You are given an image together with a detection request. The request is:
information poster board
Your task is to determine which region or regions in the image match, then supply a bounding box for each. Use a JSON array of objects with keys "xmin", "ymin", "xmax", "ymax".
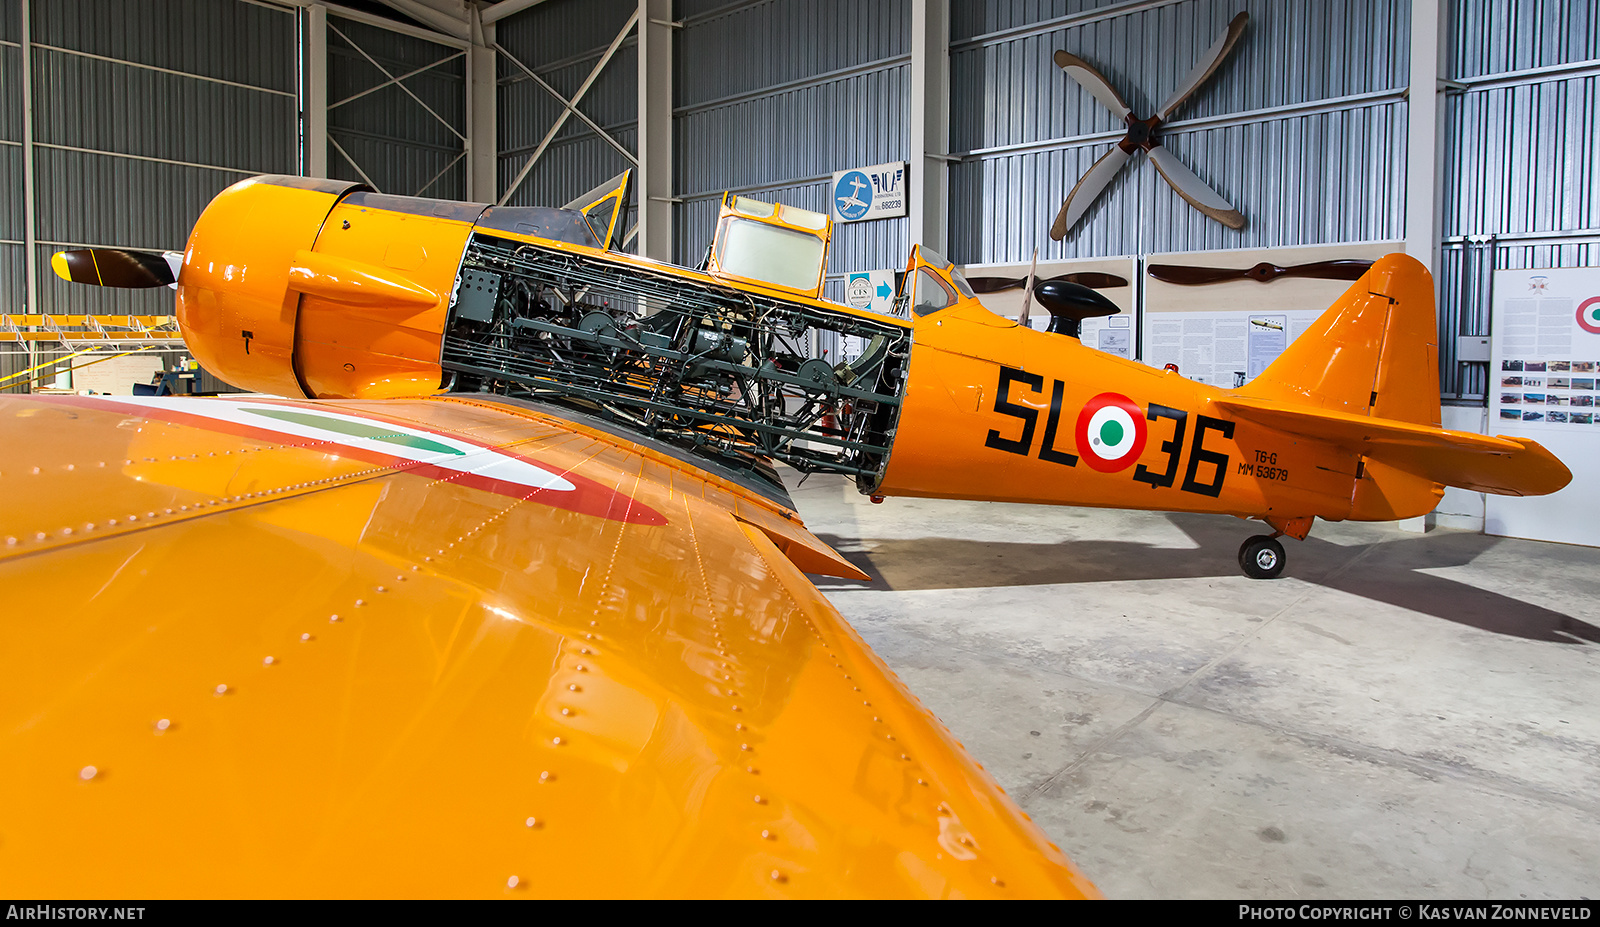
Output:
[
  {"xmin": 956, "ymin": 257, "xmax": 1137, "ymax": 357},
  {"xmin": 70, "ymin": 353, "xmax": 165, "ymax": 395},
  {"xmin": 1142, "ymin": 241, "xmax": 1401, "ymax": 387},
  {"xmin": 1143, "ymin": 309, "xmax": 1325, "ymax": 387},
  {"xmin": 1485, "ymin": 267, "xmax": 1600, "ymax": 547}
]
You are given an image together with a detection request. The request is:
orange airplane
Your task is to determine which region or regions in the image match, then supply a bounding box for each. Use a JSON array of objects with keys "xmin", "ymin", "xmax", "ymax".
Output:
[{"xmin": 0, "ymin": 171, "xmax": 1565, "ymax": 898}]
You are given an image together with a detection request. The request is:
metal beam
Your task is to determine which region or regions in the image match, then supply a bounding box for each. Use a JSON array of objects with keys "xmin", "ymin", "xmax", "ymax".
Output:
[
  {"xmin": 495, "ymin": 41, "xmax": 637, "ymax": 167},
  {"xmin": 1406, "ymin": 0, "xmax": 1444, "ymax": 276},
  {"xmin": 331, "ymin": 51, "xmax": 464, "ymax": 108},
  {"xmin": 329, "ymin": 135, "xmax": 381, "ymax": 191},
  {"xmin": 20, "ymin": 0, "xmax": 36, "ymax": 314},
  {"xmin": 482, "ymin": 0, "xmax": 551, "ymax": 25},
  {"xmin": 306, "ymin": 3, "xmax": 328, "ymax": 177},
  {"xmin": 375, "ymin": 0, "xmax": 470, "ymax": 41},
  {"xmin": 32, "ymin": 43, "xmax": 296, "ymax": 96},
  {"xmin": 328, "ymin": 21, "xmax": 467, "ymax": 141},
  {"xmin": 275, "ymin": 0, "xmax": 471, "ymax": 50},
  {"xmin": 408, "ymin": 0, "xmax": 470, "ymax": 16},
  {"xmin": 636, "ymin": 0, "xmax": 673, "ymax": 260},
  {"xmin": 35, "ymin": 142, "xmax": 259, "ymax": 176},
  {"xmin": 499, "ymin": 9, "xmax": 639, "ymax": 205},
  {"xmin": 467, "ymin": 14, "xmax": 497, "ymax": 201},
  {"xmin": 1402, "ymin": 0, "xmax": 1448, "ymax": 533},
  {"xmin": 909, "ymin": 0, "xmax": 949, "ymax": 253},
  {"xmin": 419, "ymin": 150, "xmax": 468, "ymax": 197}
]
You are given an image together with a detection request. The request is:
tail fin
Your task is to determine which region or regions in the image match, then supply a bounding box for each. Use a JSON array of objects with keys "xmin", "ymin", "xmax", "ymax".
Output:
[
  {"xmin": 1232, "ymin": 254, "xmax": 1569, "ymax": 518},
  {"xmin": 1239, "ymin": 253, "xmax": 1440, "ymax": 427}
]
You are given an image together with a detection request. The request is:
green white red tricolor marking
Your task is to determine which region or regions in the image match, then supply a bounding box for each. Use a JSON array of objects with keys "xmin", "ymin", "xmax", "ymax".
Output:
[
  {"xmin": 77, "ymin": 396, "xmax": 665, "ymax": 525},
  {"xmin": 1075, "ymin": 392, "xmax": 1147, "ymax": 472}
]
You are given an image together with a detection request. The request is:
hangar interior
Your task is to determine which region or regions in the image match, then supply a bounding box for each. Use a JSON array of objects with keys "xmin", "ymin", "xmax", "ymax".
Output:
[{"xmin": 1, "ymin": 0, "xmax": 1598, "ymax": 899}]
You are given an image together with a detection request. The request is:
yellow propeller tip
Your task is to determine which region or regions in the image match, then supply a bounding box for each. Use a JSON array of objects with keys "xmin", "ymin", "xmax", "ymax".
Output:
[{"xmin": 49, "ymin": 251, "xmax": 73, "ymax": 282}]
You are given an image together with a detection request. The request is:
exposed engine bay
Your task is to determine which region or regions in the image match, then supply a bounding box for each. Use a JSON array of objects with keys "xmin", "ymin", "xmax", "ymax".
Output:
[{"xmin": 439, "ymin": 235, "xmax": 910, "ymax": 495}]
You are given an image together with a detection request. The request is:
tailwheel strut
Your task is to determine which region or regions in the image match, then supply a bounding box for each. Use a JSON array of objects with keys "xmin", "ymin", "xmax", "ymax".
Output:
[{"xmin": 1239, "ymin": 516, "xmax": 1313, "ymax": 580}]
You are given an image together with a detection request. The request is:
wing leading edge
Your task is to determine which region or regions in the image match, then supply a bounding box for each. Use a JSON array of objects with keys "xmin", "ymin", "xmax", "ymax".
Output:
[{"xmin": 0, "ymin": 394, "xmax": 1095, "ymax": 898}]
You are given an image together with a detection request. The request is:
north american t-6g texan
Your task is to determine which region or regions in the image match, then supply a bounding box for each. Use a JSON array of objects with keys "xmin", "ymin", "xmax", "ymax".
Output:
[{"xmin": 0, "ymin": 169, "xmax": 1566, "ymax": 898}]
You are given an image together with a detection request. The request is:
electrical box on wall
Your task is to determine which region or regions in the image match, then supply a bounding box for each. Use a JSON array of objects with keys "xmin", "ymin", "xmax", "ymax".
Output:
[{"xmin": 1458, "ymin": 336, "xmax": 1491, "ymax": 362}]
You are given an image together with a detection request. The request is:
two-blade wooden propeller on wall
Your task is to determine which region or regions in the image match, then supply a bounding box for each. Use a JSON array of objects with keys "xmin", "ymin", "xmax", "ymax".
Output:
[{"xmin": 1051, "ymin": 11, "xmax": 1250, "ymax": 240}]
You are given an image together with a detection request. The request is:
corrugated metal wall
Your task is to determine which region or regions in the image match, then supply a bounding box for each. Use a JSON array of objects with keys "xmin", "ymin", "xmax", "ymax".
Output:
[
  {"xmin": 1, "ymin": 0, "xmax": 24, "ymax": 314},
  {"xmin": 326, "ymin": 13, "xmax": 467, "ymax": 199},
  {"xmin": 495, "ymin": 0, "xmax": 637, "ymax": 215},
  {"xmin": 1439, "ymin": 0, "xmax": 1600, "ymax": 398},
  {"xmin": 949, "ymin": 0, "xmax": 1410, "ymax": 263},
  {"xmin": 675, "ymin": 0, "xmax": 912, "ymax": 277},
  {"xmin": 4, "ymin": 0, "xmax": 1593, "ymax": 408},
  {"xmin": 0, "ymin": 0, "xmax": 297, "ymax": 318}
]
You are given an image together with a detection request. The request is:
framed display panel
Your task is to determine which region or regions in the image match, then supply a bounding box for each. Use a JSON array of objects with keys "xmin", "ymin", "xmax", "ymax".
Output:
[
  {"xmin": 1485, "ymin": 267, "xmax": 1600, "ymax": 548},
  {"xmin": 1142, "ymin": 242, "xmax": 1403, "ymax": 388},
  {"xmin": 957, "ymin": 257, "xmax": 1138, "ymax": 359}
]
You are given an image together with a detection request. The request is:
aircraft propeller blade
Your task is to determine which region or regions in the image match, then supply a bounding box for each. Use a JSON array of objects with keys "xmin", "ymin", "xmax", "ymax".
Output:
[
  {"xmin": 1155, "ymin": 11, "xmax": 1249, "ymax": 121},
  {"xmin": 51, "ymin": 249, "xmax": 181, "ymax": 288},
  {"xmin": 1147, "ymin": 259, "xmax": 1375, "ymax": 286},
  {"xmin": 966, "ymin": 271, "xmax": 1129, "ymax": 293},
  {"xmin": 1147, "ymin": 146, "xmax": 1245, "ymax": 229},
  {"xmin": 1053, "ymin": 50, "xmax": 1132, "ymax": 121},
  {"xmin": 1051, "ymin": 144, "xmax": 1132, "ymax": 240}
]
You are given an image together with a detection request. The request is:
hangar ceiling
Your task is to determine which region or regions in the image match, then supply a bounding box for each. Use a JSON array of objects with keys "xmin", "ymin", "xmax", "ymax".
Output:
[{"xmin": 1, "ymin": 0, "xmax": 1597, "ymax": 402}]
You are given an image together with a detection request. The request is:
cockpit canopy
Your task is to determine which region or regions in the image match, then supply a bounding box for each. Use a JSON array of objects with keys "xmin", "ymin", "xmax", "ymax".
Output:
[
  {"xmin": 906, "ymin": 246, "xmax": 977, "ymax": 316},
  {"xmin": 708, "ymin": 194, "xmax": 832, "ymax": 298}
]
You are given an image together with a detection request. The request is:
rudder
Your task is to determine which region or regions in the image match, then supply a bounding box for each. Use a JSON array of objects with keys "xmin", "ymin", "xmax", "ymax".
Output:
[
  {"xmin": 1239, "ymin": 253, "xmax": 1440, "ymax": 427},
  {"xmin": 1237, "ymin": 254, "xmax": 1444, "ymax": 519}
]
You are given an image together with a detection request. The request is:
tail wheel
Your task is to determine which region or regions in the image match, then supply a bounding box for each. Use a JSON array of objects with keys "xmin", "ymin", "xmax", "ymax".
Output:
[{"xmin": 1238, "ymin": 535, "xmax": 1286, "ymax": 579}]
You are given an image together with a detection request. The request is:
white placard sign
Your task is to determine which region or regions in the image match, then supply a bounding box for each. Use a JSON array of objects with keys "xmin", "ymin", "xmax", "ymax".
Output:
[
  {"xmin": 1485, "ymin": 267, "xmax": 1600, "ymax": 547},
  {"xmin": 837, "ymin": 270, "xmax": 897, "ymax": 363},
  {"xmin": 830, "ymin": 162, "xmax": 907, "ymax": 223},
  {"xmin": 844, "ymin": 270, "xmax": 896, "ymax": 314}
]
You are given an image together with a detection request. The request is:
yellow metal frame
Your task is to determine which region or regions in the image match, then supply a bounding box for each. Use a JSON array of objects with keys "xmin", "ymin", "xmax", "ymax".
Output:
[{"xmin": 706, "ymin": 193, "xmax": 834, "ymax": 300}]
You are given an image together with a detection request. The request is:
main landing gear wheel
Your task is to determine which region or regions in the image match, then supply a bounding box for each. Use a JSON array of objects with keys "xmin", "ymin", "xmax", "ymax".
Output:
[{"xmin": 1238, "ymin": 535, "xmax": 1286, "ymax": 579}]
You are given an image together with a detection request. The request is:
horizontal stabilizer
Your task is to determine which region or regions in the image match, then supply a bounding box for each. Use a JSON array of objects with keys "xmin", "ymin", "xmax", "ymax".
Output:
[{"xmin": 1215, "ymin": 396, "xmax": 1572, "ymax": 496}]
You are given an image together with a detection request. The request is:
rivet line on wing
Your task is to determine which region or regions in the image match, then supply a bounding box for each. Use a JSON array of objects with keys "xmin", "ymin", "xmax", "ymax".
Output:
[{"xmin": 0, "ymin": 443, "xmax": 438, "ymax": 560}]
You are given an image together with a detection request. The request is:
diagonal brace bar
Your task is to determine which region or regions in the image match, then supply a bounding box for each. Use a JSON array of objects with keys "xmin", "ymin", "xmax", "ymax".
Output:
[
  {"xmin": 332, "ymin": 50, "xmax": 466, "ymax": 109},
  {"xmin": 495, "ymin": 40, "xmax": 637, "ymax": 168},
  {"xmin": 328, "ymin": 20, "xmax": 467, "ymax": 141},
  {"xmin": 499, "ymin": 9, "xmax": 639, "ymax": 205}
]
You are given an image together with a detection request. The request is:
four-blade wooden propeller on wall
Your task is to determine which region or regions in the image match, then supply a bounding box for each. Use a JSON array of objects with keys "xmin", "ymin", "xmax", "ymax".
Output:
[{"xmin": 1051, "ymin": 11, "xmax": 1250, "ymax": 240}]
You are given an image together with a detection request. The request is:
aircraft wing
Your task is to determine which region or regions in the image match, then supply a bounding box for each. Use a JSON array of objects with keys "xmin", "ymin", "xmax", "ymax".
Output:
[
  {"xmin": 1214, "ymin": 396, "xmax": 1572, "ymax": 496},
  {"xmin": 0, "ymin": 393, "xmax": 1094, "ymax": 899}
]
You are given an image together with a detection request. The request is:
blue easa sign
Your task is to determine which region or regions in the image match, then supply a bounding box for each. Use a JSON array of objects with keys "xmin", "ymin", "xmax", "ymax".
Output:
[{"xmin": 830, "ymin": 162, "xmax": 908, "ymax": 223}]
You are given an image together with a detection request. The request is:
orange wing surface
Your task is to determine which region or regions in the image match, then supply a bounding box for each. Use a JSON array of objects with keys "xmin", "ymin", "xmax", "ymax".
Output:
[{"xmin": 0, "ymin": 393, "xmax": 1096, "ymax": 899}]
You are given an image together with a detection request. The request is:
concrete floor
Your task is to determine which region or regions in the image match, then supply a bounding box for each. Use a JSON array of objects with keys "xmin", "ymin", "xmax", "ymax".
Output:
[{"xmin": 787, "ymin": 473, "xmax": 1600, "ymax": 900}]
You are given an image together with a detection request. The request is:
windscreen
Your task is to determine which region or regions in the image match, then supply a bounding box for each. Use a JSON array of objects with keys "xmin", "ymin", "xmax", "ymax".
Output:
[
  {"xmin": 715, "ymin": 218, "xmax": 826, "ymax": 291},
  {"xmin": 948, "ymin": 266, "xmax": 977, "ymax": 300}
]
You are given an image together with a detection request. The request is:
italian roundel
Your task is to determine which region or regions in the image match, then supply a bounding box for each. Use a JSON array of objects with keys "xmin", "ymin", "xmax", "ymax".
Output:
[
  {"xmin": 1074, "ymin": 392, "xmax": 1148, "ymax": 472},
  {"xmin": 1578, "ymin": 297, "xmax": 1600, "ymax": 335}
]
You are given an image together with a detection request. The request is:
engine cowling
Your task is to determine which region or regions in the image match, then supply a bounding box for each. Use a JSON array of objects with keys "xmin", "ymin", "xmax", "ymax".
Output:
[{"xmin": 176, "ymin": 175, "xmax": 479, "ymax": 399}]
